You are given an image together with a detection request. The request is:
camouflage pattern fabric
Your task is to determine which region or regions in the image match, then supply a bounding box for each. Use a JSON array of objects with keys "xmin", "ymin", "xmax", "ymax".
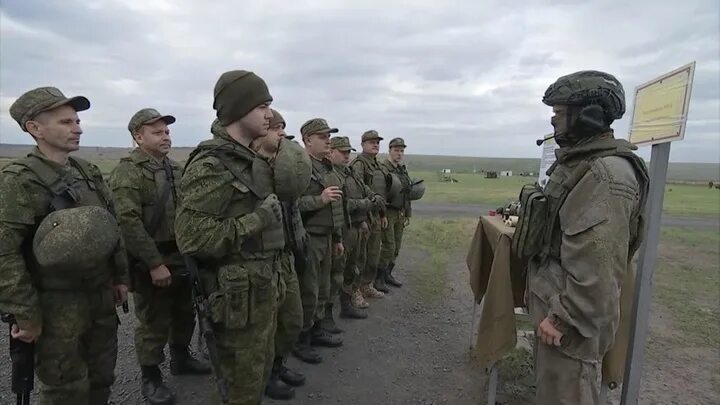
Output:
[
  {"xmin": 301, "ymin": 234, "xmax": 332, "ymax": 330},
  {"xmin": 274, "ymin": 251, "xmax": 303, "ymax": 357},
  {"xmin": 379, "ymin": 208, "xmax": 405, "ymax": 270}
]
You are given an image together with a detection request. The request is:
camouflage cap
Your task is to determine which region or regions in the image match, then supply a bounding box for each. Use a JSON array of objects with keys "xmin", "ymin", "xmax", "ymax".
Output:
[
  {"xmin": 300, "ymin": 118, "xmax": 338, "ymax": 138},
  {"xmin": 128, "ymin": 108, "xmax": 176, "ymax": 134},
  {"xmin": 361, "ymin": 130, "xmax": 384, "ymax": 142},
  {"xmin": 389, "ymin": 137, "xmax": 407, "ymax": 148},
  {"xmin": 330, "ymin": 136, "xmax": 356, "ymax": 152},
  {"xmin": 10, "ymin": 86, "xmax": 91, "ymax": 132}
]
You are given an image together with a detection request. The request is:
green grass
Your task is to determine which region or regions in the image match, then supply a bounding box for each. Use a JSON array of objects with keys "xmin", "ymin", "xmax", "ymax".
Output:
[
  {"xmin": 403, "ymin": 217, "xmax": 476, "ymax": 302},
  {"xmin": 654, "ymin": 227, "xmax": 720, "ymax": 347},
  {"xmin": 409, "ymin": 169, "xmax": 720, "ymax": 217}
]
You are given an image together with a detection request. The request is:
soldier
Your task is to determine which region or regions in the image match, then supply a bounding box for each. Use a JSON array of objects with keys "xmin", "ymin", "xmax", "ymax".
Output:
[
  {"xmin": 175, "ymin": 70, "xmax": 285, "ymax": 404},
  {"xmin": 293, "ymin": 118, "xmax": 345, "ymax": 363},
  {"xmin": 249, "ymin": 108, "xmax": 308, "ymax": 400},
  {"xmin": 521, "ymin": 71, "xmax": 649, "ymax": 404},
  {"xmin": 329, "ymin": 136, "xmax": 384, "ymax": 316},
  {"xmin": 0, "ymin": 87, "xmax": 130, "ymax": 404},
  {"xmin": 379, "ymin": 138, "xmax": 413, "ymax": 288},
  {"xmin": 108, "ymin": 108, "xmax": 211, "ymax": 405},
  {"xmin": 350, "ymin": 130, "xmax": 390, "ymax": 297}
]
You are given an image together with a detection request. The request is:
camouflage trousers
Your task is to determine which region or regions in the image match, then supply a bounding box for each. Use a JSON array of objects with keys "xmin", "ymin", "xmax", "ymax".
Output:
[
  {"xmin": 359, "ymin": 218, "xmax": 383, "ymax": 284},
  {"xmin": 379, "ymin": 208, "xmax": 405, "ymax": 269},
  {"xmin": 529, "ymin": 292, "xmax": 602, "ymax": 404},
  {"xmin": 35, "ymin": 287, "xmax": 118, "ymax": 405},
  {"xmin": 298, "ymin": 233, "xmax": 332, "ymax": 330},
  {"xmin": 274, "ymin": 251, "xmax": 303, "ymax": 357},
  {"xmin": 336, "ymin": 222, "xmax": 369, "ymax": 291},
  {"xmin": 132, "ymin": 268, "xmax": 196, "ymax": 366},
  {"xmin": 210, "ymin": 256, "xmax": 283, "ymax": 405}
]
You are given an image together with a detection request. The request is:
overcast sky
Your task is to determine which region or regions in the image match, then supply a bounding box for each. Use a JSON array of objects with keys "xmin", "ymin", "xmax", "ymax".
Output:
[{"xmin": 1, "ymin": 0, "xmax": 718, "ymax": 163}]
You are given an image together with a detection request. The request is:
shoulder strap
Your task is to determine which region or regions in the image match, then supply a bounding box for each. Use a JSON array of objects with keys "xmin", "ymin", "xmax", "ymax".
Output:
[
  {"xmin": 13, "ymin": 156, "xmax": 77, "ymax": 210},
  {"xmin": 68, "ymin": 157, "xmax": 115, "ymax": 216}
]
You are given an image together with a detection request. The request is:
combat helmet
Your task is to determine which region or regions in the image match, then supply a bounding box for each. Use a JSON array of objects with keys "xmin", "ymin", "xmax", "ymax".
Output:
[
  {"xmin": 408, "ymin": 179, "xmax": 426, "ymax": 201},
  {"xmin": 274, "ymin": 137, "xmax": 312, "ymax": 201}
]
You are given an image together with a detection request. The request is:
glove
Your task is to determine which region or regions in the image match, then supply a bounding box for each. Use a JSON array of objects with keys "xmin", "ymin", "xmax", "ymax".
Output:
[{"xmin": 255, "ymin": 193, "xmax": 282, "ymax": 226}]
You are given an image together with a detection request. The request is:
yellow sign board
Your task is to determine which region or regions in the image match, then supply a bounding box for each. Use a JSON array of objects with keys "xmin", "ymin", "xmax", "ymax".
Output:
[{"xmin": 628, "ymin": 62, "xmax": 695, "ymax": 146}]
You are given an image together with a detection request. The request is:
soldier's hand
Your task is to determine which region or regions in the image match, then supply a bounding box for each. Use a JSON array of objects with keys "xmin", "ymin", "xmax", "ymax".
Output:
[
  {"xmin": 113, "ymin": 284, "xmax": 129, "ymax": 305},
  {"xmin": 334, "ymin": 242, "xmax": 345, "ymax": 257},
  {"xmin": 321, "ymin": 186, "xmax": 343, "ymax": 204},
  {"xmin": 150, "ymin": 265, "xmax": 172, "ymax": 288},
  {"xmin": 257, "ymin": 193, "xmax": 282, "ymax": 224},
  {"xmin": 381, "ymin": 216, "xmax": 389, "ymax": 229},
  {"xmin": 11, "ymin": 323, "xmax": 41, "ymax": 343},
  {"xmin": 538, "ymin": 317, "xmax": 563, "ymax": 347}
]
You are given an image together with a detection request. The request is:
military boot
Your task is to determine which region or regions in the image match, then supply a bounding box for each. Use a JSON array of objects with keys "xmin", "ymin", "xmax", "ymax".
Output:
[
  {"xmin": 352, "ymin": 288, "xmax": 370, "ymax": 308},
  {"xmin": 374, "ymin": 267, "xmax": 390, "ymax": 293},
  {"xmin": 169, "ymin": 344, "xmax": 212, "ymax": 375},
  {"xmin": 310, "ymin": 322, "xmax": 343, "ymax": 347},
  {"xmin": 340, "ymin": 290, "xmax": 368, "ymax": 319},
  {"xmin": 140, "ymin": 365, "xmax": 175, "ymax": 405},
  {"xmin": 360, "ymin": 283, "xmax": 384, "ymax": 299},
  {"xmin": 276, "ymin": 355, "xmax": 306, "ymax": 387},
  {"xmin": 385, "ymin": 262, "xmax": 403, "ymax": 287},
  {"xmin": 292, "ymin": 331, "xmax": 323, "ymax": 364},
  {"xmin": 265, "ymin": 357, "xmax": 295, "ymax": 400},
  {"xmin": 321, "ymin": 304, "xmax": 343, "ymax": 334}
]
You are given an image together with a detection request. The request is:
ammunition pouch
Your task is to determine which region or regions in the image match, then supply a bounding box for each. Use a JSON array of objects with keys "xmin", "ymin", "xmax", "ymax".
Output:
[{"xmin": 511, "ymin": 183, "xmax": 547, "ymax": 259}]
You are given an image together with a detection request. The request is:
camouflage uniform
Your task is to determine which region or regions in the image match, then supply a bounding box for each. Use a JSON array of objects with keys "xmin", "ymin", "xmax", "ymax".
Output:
[
  {"xmin": 522, "ymin": 71, "xmax": 649, "ymax": 404},
  {"xmin": 176, "ymin": 70, "xmax": 284, "ymax": 405},
  {"xmin": 109, "ymin": 146, "xmax": 197, "ymax": 361},
  {"xmin": 379, "ymin": 141, "xmax": 412, "ymax": 285},
  {"xmin": 350, "ymin": 130, "xmax": 389, "ymax": 295},
  {"xmin": 0, "ymin": 88, "xmax": 129, "ymax": 405}
]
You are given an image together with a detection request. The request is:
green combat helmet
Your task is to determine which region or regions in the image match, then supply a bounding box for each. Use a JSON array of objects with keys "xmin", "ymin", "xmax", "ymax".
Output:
[
  {"xmin": 408, "ymin": 179, "xmax": 426, "ymax": 201},
  {"xmin": 386, "ymin": 173, "xmax": 403, "ymax": 200},
  {"xmin": 274, "ymin": 137, "xmax": 312, "ymax": 201},
  {"xmin": 33, "ymin": 206, "xmax": 120, "ymax": 271}
]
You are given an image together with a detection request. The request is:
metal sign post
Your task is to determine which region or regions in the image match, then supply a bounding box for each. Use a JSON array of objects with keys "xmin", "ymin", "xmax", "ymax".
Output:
[{"xmin": 620, "ymin": 61, "xmax": 696, "ymax": 404}]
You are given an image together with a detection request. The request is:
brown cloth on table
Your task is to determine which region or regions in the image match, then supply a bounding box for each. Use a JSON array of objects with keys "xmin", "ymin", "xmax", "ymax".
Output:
[{"xmin": 465, "ymin": 215, "xmax": 637, "ymax": 386}]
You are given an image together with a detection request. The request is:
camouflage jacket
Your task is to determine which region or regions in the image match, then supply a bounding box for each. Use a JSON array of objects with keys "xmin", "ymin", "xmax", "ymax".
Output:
[
  {"xmin": 298, "ymin": 155, "xmax": 344, "ymax": 241},
  {"xmin": 381, "ymin": 158, "xmax": 412, "ymax": 215},
  {"xmin": 0, "ymin": 147, "xmax": 129, "ymax": 330},
  {"xmin": 527, "ymin": 135, "xmax": 648, "ymax": 361},
  {"xmin": 108, "ymin": 148, "xmax": 183, "ymax": 271},
  {"xmin": 350, "ymin": 152, "xmax": 387, "ymax": 218},
  {"xmin": 336, "ymin": 164, "xmax": 383, "ymax": 225}
]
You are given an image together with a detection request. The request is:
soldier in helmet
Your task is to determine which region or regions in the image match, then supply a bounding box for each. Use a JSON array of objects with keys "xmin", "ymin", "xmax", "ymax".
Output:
[
  {"xmin": 521, "ymin": 71, "xmax": 649, "ymax": 404},
  {"xmin": 0, "ymin": 87, "xmax": 130, "ymax": 404},
  {"xmin": 350, "ymin": 130, "xmax": 390, "ymax": 298},
  {"xmin": 175, "ymin": 70, "xmax": 286, "ymax": 404},
  {"xmin": 379, "ymin": 137, "xmax": 413, "ymax": 288},
  {"xmin": 293, "ymin": 118, "xmax": 345, "ymax": 363},
  {"xmin": 249, "ymin": 108, "xmax": 308, "ymax": 400},
  {"xmin": 108, "ymin": 108, "xmax": 211, "ymax": 405}
]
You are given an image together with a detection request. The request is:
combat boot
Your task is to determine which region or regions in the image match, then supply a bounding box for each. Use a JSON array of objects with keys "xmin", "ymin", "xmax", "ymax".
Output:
[
  {"xmin": 310, "ymin": 322, "xmax": 343, "ymax": 347},
  {"xmin": 321, "ymin": 304, "xmax": 343, "ymax": 334},
  {"xmin": 292, "ymin": 331, "xmax": 323, "ymax": 364},
  {"xmin": 275, "ymin": 355, "xmax": 306, "ymax": 387},
  {"xmin": 374, "ymin": 267, "xmax": 390, "ymax": 293},
  {"xmin": 265, "ymin": 357, "xmax": 295, "ymax": 400},
  {"xmin": 340, "ymin": 290, "xmax": 368, "ymax": 319},
  {"xmin": 140, "ymin": 365, "xmax": 175, "ymax": 405},
  {"xmin": 169, "ymin": 344, "xmax": 212, "ymax": 375},
  {"xmin": 352, "ymin": 288, "xmax": 370, "ymax": 308},
  {"xmin": 360, "ymin": 283, "xmax": 384, "ymax": 299},
  {"xmin": 385, "ymin": 262, "xmax": 403, "ymax": 287}
]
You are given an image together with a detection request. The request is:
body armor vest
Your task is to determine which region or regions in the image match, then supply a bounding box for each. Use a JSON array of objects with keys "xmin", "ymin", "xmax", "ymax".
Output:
[{"xmin": 302, "ymin": 158, "xmax": 345, "ymax": 234}]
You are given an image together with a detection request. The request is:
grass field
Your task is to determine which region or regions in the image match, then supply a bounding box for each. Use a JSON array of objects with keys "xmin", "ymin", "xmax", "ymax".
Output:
[{"xmin": 1, "ymin": 154, "xmax": 719, "ymax": 217}]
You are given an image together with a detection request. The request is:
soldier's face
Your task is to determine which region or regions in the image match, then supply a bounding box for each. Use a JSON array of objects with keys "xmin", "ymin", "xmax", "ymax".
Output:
[
  {"xmin": 240, "ymin": 102, "xmax": 272, "ymax": 138},
  {"xmin": 305, "ymin": 132, "xmax": 331, "ymax": 157},
  {"xmin": 551, "ymin": 105, "xmax": 569, "ymax": 136},
  {"xmin": 135, "ymin": 121, "xmax": 171, "ymax": 157},
  {"xmin": 251, "ymin": 123, "xmax": 283, "ymax": 156},
  {"xmin": 362, "ymin": 139, "xmax": 379, "ymax": 155},
  {"xmin": 330, "ymin": 148, "xmax": 350, "ymax": 166},
  {"xmin": 27, "ymin": 105, "xmax": 82, "ymax": 153},
  {"xmin": 389, "ymin": 146, "xmax": 405, "ymax": 163}
]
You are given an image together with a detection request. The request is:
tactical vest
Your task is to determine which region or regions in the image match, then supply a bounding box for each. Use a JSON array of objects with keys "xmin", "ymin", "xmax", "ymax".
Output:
[
  {"xmin": 384, "ymin": 161, "xmax": 411, "ymax": 211},
  {"xmin": 353, "ymin": 153, "xmax": 390, "ymax": 198},
  {"xmin": 3, "ymin": 154, "xmax": 118, "ymax": 290},
  {"xmin": 512, "ymin": 138, "xmax": 649, "ymax": 262},
  {"xmin": 185, "ymin": 139, "xmax": 285, "ymax": 258},
  {"xmin": 343, "ymin": 166, "xmax": 371, "ymax": 224},
  {"xmin": 302, "ymin": 158, "xmax": 345, "ymax": 234}
]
